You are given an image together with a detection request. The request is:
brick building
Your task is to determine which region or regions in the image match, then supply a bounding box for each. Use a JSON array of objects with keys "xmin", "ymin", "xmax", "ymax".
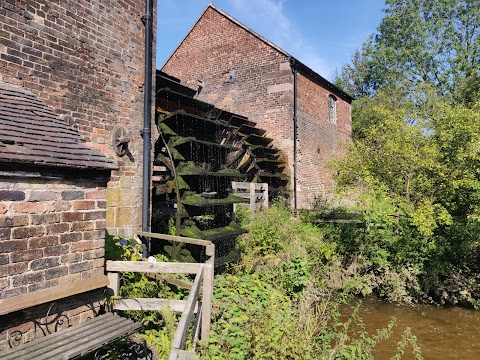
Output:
[
  {"xmin": 162, "ymin": 4, "xmax": 353, "ymax": 208},
  {"xmin": 0, "ymin": 0, "xmax": 155, "ymax": 349}
]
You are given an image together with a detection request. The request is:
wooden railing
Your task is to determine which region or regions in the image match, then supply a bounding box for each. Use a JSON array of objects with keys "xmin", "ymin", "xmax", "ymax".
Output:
[
  {"xmin": 232, "ymin": 181, "xmax": 269, "ymax": 211},
  {"xmin": 106, "ymin": 232, "xmax": 215, "ymax": 360}
]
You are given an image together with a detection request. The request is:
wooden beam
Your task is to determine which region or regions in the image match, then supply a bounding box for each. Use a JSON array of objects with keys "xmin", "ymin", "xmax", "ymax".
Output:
[
  {"xmin": 113, "ymin": 299, "xmax": 197, "ymax": 313},
  {"xmin": 107, "ymin": 272, "xmax": 120, "ymax": 296},
  {"xmin": 146, "ymin": 273, "xmax": 194, "ymax": 290},
  {"xmin": 0, "ymin": 276, "xmax": 109, "ymax": 316},
  {"xmin": 205, "ymin": 244, "xmax": 215, "ymax": 257},
  {"xmin": 169, "ymin": 349, "xmax": 180, "ymax": 360},
  {"xmin": 172, "ymin": 267, "xmax": 203, "ymax": 351},
  {"xmin": 137, "ymin": 231, "xmax": 212, "ymax": 247},
  {"xmin": 177, "ymin": 350, "xmax": 197, "ymax": 360},
  {"xmin": 156, "ymin": 153, "xmax": 174, "ymax": 171},
  {"xmin": 106, "ymin": 260, "xmax": 202, "ymax": 274},
  {"xmin": 201, "ymin": 261, "xmax": 214, "ymax": 341}
]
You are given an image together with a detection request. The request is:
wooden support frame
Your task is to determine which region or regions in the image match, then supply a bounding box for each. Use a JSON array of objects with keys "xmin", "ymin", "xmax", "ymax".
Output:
[
  {"xmin": 232, "ymin": 181, "xmax": 269, "ymax": 211},
  {"xmin": 171, "ymin": 267, "xmax": 203, "ymax": 353},
  {"xmin": 107, "ymin": 231, "xmax": 215, "ymax": 360}
]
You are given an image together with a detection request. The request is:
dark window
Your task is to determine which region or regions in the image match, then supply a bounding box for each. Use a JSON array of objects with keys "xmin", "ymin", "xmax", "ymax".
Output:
[{"xmin": 328, "ymin": 95, "xmax": 337, "ymax": 124}]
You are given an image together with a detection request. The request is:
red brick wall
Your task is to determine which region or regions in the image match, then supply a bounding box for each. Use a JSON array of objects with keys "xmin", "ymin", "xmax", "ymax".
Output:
[
  {"xmin": 162, "ymin": 6, "xmax": 352, "ymax": 208},
  {"xmin": 0, "ymin": 0, "xmax": 156, "ymax": 236},
  {"xmin": 162, "ymin": 6, "xmax": 295, "ymax": 185},
  {"xmin": 296, "ymin": 74, "xmax": 352, "ymax": 207},
  {"xmin": 0, "ymin": 178, "xmax": 106, "ymax": 299},
  {"xmin": 0, "ymin": 288, "xmax": 104, "ymax": 349},
  {"xmin": 0, "ymin": 176, "xmax": 107, "ymax": 349}
]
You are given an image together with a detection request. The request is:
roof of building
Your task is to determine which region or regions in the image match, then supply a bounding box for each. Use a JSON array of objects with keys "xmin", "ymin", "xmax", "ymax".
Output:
[
  {"xmin": 163, "ymin": 3, "xmax": 354, "ymax": 103},
  {"xmin": 0, "ymin": 82, "xmax": 117, "ymax": 171}
]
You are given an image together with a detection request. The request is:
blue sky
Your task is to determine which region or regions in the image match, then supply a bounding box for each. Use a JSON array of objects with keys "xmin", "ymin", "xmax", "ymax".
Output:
[{"xmin": 156, "ymin": 0, "xmax": 386, "ymax": 82}]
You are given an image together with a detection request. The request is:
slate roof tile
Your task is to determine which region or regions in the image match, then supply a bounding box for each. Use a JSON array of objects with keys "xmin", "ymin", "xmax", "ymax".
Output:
[{"xmin": 0, "ymin": 82, "xmax": 117, "ymax": 171}]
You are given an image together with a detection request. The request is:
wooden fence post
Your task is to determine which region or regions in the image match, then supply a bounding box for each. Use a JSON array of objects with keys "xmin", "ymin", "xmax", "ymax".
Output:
[
  {"xmin": 201, "ymin": 244, "xmax": 215, "ymax": 341},
  {"xmin": 107, "ymin": 272, "xmax": 120, "ymax": 296},
  {"xmin": 263, "ymin": 183, "xmax": 268, "ymax": 209}
]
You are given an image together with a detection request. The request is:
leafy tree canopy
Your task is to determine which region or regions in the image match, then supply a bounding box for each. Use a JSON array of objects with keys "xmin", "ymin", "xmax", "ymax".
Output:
[{"xmin": 339, "ymin": 0, "xmax": 480, "ymax": 98}]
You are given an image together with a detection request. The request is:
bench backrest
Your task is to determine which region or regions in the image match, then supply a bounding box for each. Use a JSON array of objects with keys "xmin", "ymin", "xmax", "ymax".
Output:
[{"xmin": 0, "ymin": 275, "xmax": 109, "ymax": 316}]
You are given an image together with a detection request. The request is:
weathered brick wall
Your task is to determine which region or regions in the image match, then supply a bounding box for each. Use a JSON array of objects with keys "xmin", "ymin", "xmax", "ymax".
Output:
[
  {"xmin": 0, "ymin": 176, "xmax": 107, "ymax": 349},
  {"xmin": 0, "ymin": 177, "xmax": 106, "ymax": 299},
  {"xmin": 162, "ymin": 6, "xmax": 352, "ymax": 209},
  {"xmin": 162, "ymin": 6, "xmax": 295, "ymax": 187},
  {"xmin": 296, "ymin": 74, "xmax": 352, "ymax": 207},
  {"xmin": 0, "ymin": 0, "xmax": 156, "ymax": 236}
]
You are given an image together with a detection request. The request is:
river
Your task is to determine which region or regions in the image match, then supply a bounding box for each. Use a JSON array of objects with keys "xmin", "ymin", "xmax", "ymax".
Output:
[{"xmin": 351, "ymin": 298, "xmax": 480, "ymax": 359}]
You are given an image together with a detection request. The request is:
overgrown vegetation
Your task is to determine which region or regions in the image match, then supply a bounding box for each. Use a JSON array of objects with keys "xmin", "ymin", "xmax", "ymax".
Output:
[
  {"xmin": 331, "ymin": 0, "xmax": 480, "ymax": 309},
  {"xmin": 197, "ymin": 203, "xmax": 422, "ymax": 359}
]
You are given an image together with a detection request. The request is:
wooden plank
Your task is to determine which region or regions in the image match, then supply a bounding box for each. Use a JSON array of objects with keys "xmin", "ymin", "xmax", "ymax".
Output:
[
  {"xmin": 153, "ymin": 165, "xmax": 167, "ymax": 172},
  {"xmin": 147, "ymin": 273, "xmax": 194, "ymax": 290},
  {"xmin": 156, "ymin": 153, "xmax": 174, "ymax": 171},
  {"xmin": 191, "ymin": 302, "xmax": 202, "ymax": 344},
  {"xmin": 178, "ymin": 350, "xmax": 197, "ymax": 359},
  {"xmin": 113, "ymin": 299, "xmax": 198, "ymax": 313},
  {"xmin": 0, "ymin": 276, "xmax": 109, "ymax": 316},
  {"xmin": 263, "ymin": 182, "xmax": 269, "ymax": 209},
  {"xmin": 250, "ymin": 182, "xmax": 255, "ymax": 209},
  {"xmin": 107, "ymin": 272, "xmax": 120, "ymax": 296},
  {"xmin": 232, "ymin": 181, "xmax": 267, "ymax": 190},
  {"xmin": 137, "ymin": 231, "xmax": 212, "ymax": 247},
  {"xmin": 172, "ymin": 267, "xmax": 203, "ymax": 351},
  {"xmin": 106, "ymin": 260, "xmax": 202, "ymax": 274},
  {"xmin": 169, "ymin": 348, "xmax": 180, "ymax": 360},
  {"xmin": 205, "ymin": 244, "xmax": 215, "ymax": 257},
  {"xmin": 62, "ymin": 321, "xmax": 141, "ymax": 359},
  {"xmin": 201, "ymin": 261, "xmax": 213, "ymax": 341},
  {"xmin": 233, "ymin": 193, "xmax": 251, "ymax": 199}
]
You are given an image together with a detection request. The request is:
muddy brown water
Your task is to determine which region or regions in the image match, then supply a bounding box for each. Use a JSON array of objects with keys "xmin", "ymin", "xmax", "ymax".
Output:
[{"xmin": 349, "ymin": 298, "xmax": 480, "ymax": 359}]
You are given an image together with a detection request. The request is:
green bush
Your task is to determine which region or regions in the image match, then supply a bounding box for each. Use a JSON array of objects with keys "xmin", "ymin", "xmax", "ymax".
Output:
[{"xmin": 200, "ymin": 274, "xmax": 308, "ymax": 359}]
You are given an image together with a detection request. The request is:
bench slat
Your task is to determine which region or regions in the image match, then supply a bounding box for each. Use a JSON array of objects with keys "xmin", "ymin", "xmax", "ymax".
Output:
[
  {"xmin": 0, "ymin": 276, "xmax": 109, "ymax": 316},
  {"xmin": 0, "ymin": 313, "xmax": 116, "ymax": 358},
  {"xmin": 32, "ymin": 315, "xmax": 134, "ymax": 360},
  {"xmin": 0, "ymin": 313, "xmax": 142, "ymax": 360},
  {"xmin": 62, "ymin": 321, "xmax": 141, "ymax": 359},
  {"xmin": 23, "ymin": 314, "xmax": 128, "ymax": 359}
]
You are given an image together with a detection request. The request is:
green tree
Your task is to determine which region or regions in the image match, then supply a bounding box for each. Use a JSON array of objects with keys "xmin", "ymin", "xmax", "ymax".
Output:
[
  {"xmin": 331, "ymin": 92, "xmax": 480, "ymax": 304},
  {"xmin": 340, "ymin": 0, "xmax": 480, "ymax": 98}
]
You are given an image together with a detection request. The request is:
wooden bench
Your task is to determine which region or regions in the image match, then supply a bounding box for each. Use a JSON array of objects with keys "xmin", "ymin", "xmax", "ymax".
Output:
[
  {"xmin": 0, "ymin": 312, "xmax": 142, "ymax": 360},
  {"xmin": 0, "ymin": 276, "xmax": 145, "ymax": 360}
]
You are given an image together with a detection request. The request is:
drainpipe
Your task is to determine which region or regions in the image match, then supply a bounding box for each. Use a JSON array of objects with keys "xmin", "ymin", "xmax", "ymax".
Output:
[
  {"xmin": 290, "ymin": 57, "xmax": 298, "ymax": 210},
  {"xmin": 141, "ymin": 0, "xmax": 153, "ymax": 255}
]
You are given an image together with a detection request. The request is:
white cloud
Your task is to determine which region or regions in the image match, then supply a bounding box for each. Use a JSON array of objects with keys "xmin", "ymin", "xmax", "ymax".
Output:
[
  {"xmin": 228, "ymin": 0, "xmax": 334, "ymax": 79},
  {"xmin": 300, "ymin": 52, "xmax": 334, "ymax": 80},
  {"xmin": 156, "ymin": 0, "xmax": 336, "ymax": 79}
]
